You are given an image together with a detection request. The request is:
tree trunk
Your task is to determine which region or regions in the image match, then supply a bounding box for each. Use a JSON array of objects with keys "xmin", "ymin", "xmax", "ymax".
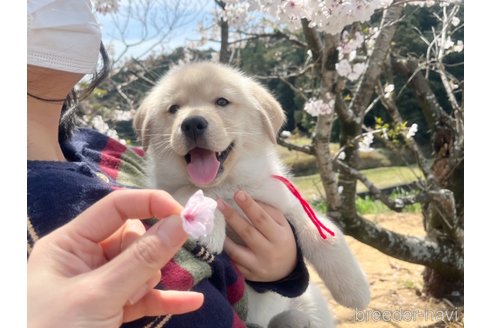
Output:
[
  {"xmin": 422, "ymin": 124, "xmax": 464, "ymax": 303},
  {"xmin": 301, "ymin": 21, "xmax": 342, "ymax": 209},
  {"xmin": 338, "ymin": 4, "xmax": 403, "ymax": 222},
  {"xmin": 392, "ymin": 56, "xmax": 464, "ymax": 303},
  {"xmin": 215, "ymin": 0, "xmax": 230, "ymax": 64}
]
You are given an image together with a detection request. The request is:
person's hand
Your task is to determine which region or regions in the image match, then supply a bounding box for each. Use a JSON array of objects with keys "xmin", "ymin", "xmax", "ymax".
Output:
[
  {"xmin": 28, "ymin": 189, "xmax": 204, "ymax": 328},
  {"xmin": 219, "ymin": 191, "xmax": 297, "ymax": 282}
]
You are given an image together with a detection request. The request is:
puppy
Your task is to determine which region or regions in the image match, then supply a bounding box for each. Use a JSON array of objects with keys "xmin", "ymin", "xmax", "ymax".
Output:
[{"xmin": 134, "ymin": 62, "xmax": 370, "ymax": 327}]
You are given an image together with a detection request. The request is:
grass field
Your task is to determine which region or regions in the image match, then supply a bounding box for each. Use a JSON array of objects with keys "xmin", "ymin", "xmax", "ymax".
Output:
[
  {"xmin": 291, "ymin": 165, "xmax": 423, "ymax": 197},
  {"xmin": 277, "ymin": 135, "xmax": 424, "ymax": 214}
]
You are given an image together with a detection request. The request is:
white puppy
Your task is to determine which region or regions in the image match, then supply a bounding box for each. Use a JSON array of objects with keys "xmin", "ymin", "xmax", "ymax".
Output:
[{"xmin": 134, "ymin": 62, "xmax": 370, "ymax": 327}]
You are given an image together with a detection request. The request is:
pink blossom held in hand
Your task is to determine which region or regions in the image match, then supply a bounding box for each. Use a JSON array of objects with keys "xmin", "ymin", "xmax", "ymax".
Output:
[{"xmin": 180, "ymin": 190, "xmax": 217, "ymax": 239}]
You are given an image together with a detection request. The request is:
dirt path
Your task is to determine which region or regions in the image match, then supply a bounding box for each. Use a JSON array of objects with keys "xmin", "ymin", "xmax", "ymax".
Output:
[{"xmin": 309, "ymin": 213, "xmax": 463, "ymax": 327}]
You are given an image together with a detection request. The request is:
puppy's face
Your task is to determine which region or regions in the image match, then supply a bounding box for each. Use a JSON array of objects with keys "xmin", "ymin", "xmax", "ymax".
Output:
[{"xmin": 134, "ymin": 62, "xmax": 285, "ymax": 188}]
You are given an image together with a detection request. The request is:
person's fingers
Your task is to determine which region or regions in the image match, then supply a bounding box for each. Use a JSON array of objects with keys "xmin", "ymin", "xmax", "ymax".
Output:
[
  {"xmin": 100, "ymin": 219, "xmax": 147, "ymax": 260},
  {"xmin": 92, "ymin": 214, "xmax": 188, "ymax": 305},
  {"xmin": 57, "ymin": 189, "xmax": 182, "ymax": 244},
  {"xmin": 233, "ymin": 191, "xmax": 282, "ymax": 239},
  {"xmin": 232, "ymin": 262, "xmax": 252, "ymax": 280},
  {"xmin": 223, "ymin": 237, "xmax": 256, "ymax": 270},
  {"xmin": 126, "ymin": 270, "xmax": 163, "ymax": 305},
  {"xmin": 122, "ymin": 290, "xmax": 204, "ymax": 322},
  {"xmin": 256, "ymin": 202, "xmax": 289, "ymax": 227},
  {"xmin": 218, "ymin": 199, "xmax": 269, "ymax": 250}
]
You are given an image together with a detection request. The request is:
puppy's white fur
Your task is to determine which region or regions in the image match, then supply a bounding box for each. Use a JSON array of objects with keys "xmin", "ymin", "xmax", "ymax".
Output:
[{"xmin": 134, "ymin": 62, "xmax": 370, "ymax": 327}]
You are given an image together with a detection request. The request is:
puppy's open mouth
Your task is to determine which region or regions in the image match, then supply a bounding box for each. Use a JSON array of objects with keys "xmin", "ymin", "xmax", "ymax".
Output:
[{"xmin": 184, "ymin": 143, "xmax": 234, "ymax": 187}]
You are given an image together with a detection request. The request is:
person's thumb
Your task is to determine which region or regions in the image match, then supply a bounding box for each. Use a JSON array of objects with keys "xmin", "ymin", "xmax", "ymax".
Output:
[{"xmin": 89, "ymin": 215, "xmax": 187, "ymax": 305}]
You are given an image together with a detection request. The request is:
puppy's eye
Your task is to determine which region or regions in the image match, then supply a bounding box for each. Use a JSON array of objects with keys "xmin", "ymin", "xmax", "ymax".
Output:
[
  {"xmin": 169, "ymin": 104, "xmax": 180, "ymax": 114},
  {"xmin": 216, "ymin": 97, "xmax": 230, "ymax": 107}
]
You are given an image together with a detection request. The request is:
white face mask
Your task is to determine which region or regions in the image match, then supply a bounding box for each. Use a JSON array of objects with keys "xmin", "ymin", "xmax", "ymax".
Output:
[{"xmin": 27, "ymin": 0, "xmax": 102, "ymax": 74}]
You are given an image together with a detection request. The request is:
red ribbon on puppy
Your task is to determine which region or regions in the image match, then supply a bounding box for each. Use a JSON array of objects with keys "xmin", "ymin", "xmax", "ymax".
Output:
[{"xmin": 272, "ymin": 175, "xmax": 335, "ymax": 239}]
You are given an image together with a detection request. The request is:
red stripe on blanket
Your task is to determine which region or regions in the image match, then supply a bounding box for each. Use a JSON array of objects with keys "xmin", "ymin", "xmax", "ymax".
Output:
[
  {"xmin": 160, "ymin": 259, "xmax": 194, "ymax": 291},
  {"xmin": 232, "ymin": 312, "xmax": 247, "ymax": 328},
  {"xmin": 99, "ymin": 138, "xmax": 127, "ymax": 180},
  {"xmin": 227, "ymin": 264, "xmax": 245, "ymax": 305},
  {"xmin": 131, "ymin": 147, "xmax": 145, "ymax": 157}
]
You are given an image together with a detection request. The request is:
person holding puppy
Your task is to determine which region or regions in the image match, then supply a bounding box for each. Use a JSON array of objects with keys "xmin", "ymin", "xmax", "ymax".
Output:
[{"xmin": 27, "ymin": 1, "xmax": 308, "ymax": 327}]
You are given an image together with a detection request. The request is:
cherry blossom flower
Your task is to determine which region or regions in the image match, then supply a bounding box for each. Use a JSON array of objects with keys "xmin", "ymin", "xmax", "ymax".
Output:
[
  {"xmin": 304, "ymin": 96, "xmax": 335, "ymax": 117},
  {"xmin": 222, "ymin": 0, "xmax": 393, "ymax": 35},
  {"xmin": 220, "ymin": 2, "xmax": 251, "ymax": 27},
  {"xmin": 339, "ymin": 31, "xmax": 364, "ymax": 55},
  {"xmin": 93, "ymin": 0, "xmax": 119, "ymax": 15},
  {"xmin": 336, "ymin": 59, "xmax": 352, "ymax": 77},
  {"xmin": 337, "ymin": 59, "xmax": 367, "ymax": 81},
  {"xmin": 181, "ymin": 190, "xmax": 217, "ymax": 239},
  {"xmin": 406, "ymin": 123, "xmax": 418, "ymax": 139},
  {"xmin": 358, "ymin": 132, "xmax": 374, "ymax": 152},
  {"xmin": 384, "ymin": 84, "xmax": 395, "ymax": 98},
  {"xmin": 452, "ymin": 40, "xmax": 463, "ymax": 53},
  {"xmin": 382, "ymin": 128, "xmax": 389, "ymax": 140},
  {"xmin": 349, "ymin": 62, "xmax": 367, "ymax": 81},
  {"xmin": 384, "ymin": 84, "xmax": 395, "ymax": 94},
  {"xmin": 113, "ymin": 109, "xmax": 135, "ymax": 121},
  {"xmin": 407, "ymin": 0, "xmax": 462, "ymax": 7}
]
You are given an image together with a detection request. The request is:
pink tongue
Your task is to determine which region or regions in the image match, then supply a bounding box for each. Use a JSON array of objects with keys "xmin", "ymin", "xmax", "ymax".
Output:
[{"xmin": 186, "ymin": 148, "xmax": 220, "ymax": 186}]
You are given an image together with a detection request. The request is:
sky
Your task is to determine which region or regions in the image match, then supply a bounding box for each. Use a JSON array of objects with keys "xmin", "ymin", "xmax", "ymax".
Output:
[{"xmin": 95, "ymin": 0, "xmax": 217, "ymax": 62}]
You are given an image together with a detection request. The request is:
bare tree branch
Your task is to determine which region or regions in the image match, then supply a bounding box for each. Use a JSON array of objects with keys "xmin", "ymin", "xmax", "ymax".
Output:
[
  {"xmin": 334, "ymin": 160, "xmax": 423, "ymax": 212},
  {"xmin": 427, "ymin": 189, "xmax": 464, "ymax": 247},
  {"xmin": 110, "ymin": 80, "xmax": 136, "ymax": 111},
  {"xmin": 375, "ymin": 81, "xmax": 439, "ymax": 188},
  {"xmin": 277, "ymin": 138, "xmax": 314, "ymax": 155},
  {"xmin": 391, "ymin": 57, "xmax": 454, "ymax": 127},
  {"xmin": 332, "ymin": 212, "xmax": 463, "ymax": 278},
  {"xmin": 350, "ymin": 4, "xmax": 404, "ymax": 118},
  {"xmin": 225, "ymin": 30, "xmax": 307, "ymax": 48}
]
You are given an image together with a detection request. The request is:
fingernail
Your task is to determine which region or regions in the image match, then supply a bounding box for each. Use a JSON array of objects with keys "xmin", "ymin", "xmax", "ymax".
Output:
[
  {"xmin": 236, "ymin": 191, "xmax": 247, "ymax": 202},
  {"xmin": 155, "ymin": 215, "xmax": 186, "ymax": 247},
  {"xmin": 217, "ymin": 199, "xmax": 226, "ymax": 212}
]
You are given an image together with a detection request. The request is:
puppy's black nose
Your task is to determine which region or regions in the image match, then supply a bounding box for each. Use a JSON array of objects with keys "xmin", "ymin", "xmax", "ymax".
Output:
[{"xmin": 181, "ymin": 116, "xmax": 208, "ymax": 140}]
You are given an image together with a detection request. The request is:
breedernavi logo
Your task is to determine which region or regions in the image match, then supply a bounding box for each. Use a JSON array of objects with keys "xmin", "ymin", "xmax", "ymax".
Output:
[{"xmin": 354, "ymin": 307, "xmax": 461, "ymax": 322}]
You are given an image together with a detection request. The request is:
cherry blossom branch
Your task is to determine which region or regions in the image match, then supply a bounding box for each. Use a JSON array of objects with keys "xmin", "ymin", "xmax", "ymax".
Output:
[
  {"xmin": 254, "ymin": 65, "xmax": 316, "ymax": 101},
  {"xmin": 350, "ymin": 3, "xmax": 404, "ymax": 118},
  {"xmin": 374, "ymin": 81, "xmax": 462, "ymax": 248},
  {"xmin": 375, "ymin": 81, "xmax": 439, "ymax": 188},
  {"xmin": 334, "ymin": 92, "xmax": 355, "ymax": 124},
  {"xmin": 276, "ymin": 138, "xmax": 314, "ymax": 155},
  {"xmin": 228, "ymin": 30, "xmax": 307, "ymax": 48},
  {"xmin": 301, "ymin": 19, "xmax": 323, "ymax": 65},
  {"xmin": 109, "ymin": 79, "xmax": 136, "ymax": 111},
  {"xmin": 331, "ymin": 211, "xmax": 463, "ymax": 277},
  {"xmin": 254, "ymin": 64, "xmax": 315, "ymax": 80},
  {"xmin": 127, "ymin": 59, "xmax": 158, "ymax": 86},
  {"xmin": 433, "ymin": 4, "xmax": 464, "ymax": 143},
  {"xmin": 391, "ymin": 57, "xmax": 455, "ymax": 129},
  {"xmin": 362, "ymin": 124, "xmax": 426, "ymax": 187}
]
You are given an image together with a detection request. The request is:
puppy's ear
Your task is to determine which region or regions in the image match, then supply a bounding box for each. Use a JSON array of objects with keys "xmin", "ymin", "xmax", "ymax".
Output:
[
  {"xmin": 133, "ymin": 101, "xmax": 152, "ymax": 151},
  {"xmin": 251, "ymin": 82, "xmax": 286, "ymax": 144}
]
